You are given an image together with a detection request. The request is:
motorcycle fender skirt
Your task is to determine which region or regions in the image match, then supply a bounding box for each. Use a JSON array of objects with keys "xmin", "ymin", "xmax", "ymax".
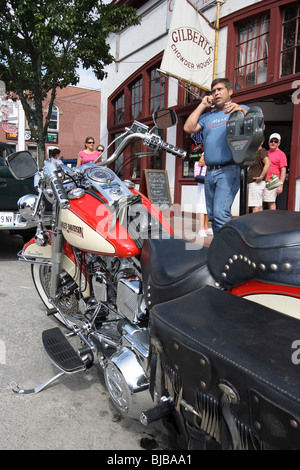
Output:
[
  {"xmin": 23, "ymin": 240, "xmax": 52, "ymax": 259},
  {"xmin": 24, "ymin": 240, "xmax": 90, "ymax": 297},
  {"xmin": 150, "ymin": 285, "xmax": 300, "ymax": 450}
]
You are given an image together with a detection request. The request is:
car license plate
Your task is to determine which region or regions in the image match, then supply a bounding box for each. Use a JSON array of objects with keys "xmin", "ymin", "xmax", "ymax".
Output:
[{"xmin": 0, "ymin": 212, "xmax": 14, "ymax": 227}]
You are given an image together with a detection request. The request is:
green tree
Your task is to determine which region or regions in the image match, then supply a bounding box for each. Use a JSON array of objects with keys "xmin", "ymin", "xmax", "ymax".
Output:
[{"xmin": 0, "ymin": 0, "xmax": 140, "ymax": 164}]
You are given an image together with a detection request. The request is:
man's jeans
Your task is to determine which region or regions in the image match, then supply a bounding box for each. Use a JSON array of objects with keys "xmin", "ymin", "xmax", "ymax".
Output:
[{"xmin": 204, "ymin": 165, "xmax": 240, "ymax": 234}]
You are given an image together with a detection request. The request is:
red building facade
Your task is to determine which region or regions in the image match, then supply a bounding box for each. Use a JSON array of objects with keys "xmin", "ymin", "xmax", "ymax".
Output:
[
  {"xmin": 103, "ymin": 0, "xmax": 300, "ymax": 212},
  {"xmin": 0, "ymin": 86, "xmax": 101, "ymax": 162}
]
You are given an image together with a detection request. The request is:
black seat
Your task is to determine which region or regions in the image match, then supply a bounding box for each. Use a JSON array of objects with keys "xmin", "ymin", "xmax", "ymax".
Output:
[
  {"xmin": 208, "ymin": 210, "xmax": 300, "ymax": 288},
  {"xmin": 141, "ymin": 237, "xmax": 216, "ymax": 308}
]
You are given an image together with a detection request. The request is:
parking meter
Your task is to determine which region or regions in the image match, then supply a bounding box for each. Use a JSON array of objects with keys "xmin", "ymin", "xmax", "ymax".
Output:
[
  {"xmin": 226, "ymin": 106, "xmax": 264, "ymax": 215},
  {"xmin": 227, "ymin": 106, "xmax": 264, "ymax": 166}
]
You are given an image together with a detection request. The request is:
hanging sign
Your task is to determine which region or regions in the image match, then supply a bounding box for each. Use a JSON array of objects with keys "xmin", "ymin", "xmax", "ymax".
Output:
[{"xmin": 162, "ymin": 0, "xmax": 216, "ymax": 90}]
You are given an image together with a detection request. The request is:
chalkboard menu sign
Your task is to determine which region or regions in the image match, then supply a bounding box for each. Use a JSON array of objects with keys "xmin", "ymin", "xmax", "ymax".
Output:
[{"xmin": 141, "ymin": 169, "xmax": 172, "ymax": 209}]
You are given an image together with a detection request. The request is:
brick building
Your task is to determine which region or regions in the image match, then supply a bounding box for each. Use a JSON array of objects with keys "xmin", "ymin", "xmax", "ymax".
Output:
[{"xmin": 0, "ymin": 85, "xmax": 101, "ymax": 162}]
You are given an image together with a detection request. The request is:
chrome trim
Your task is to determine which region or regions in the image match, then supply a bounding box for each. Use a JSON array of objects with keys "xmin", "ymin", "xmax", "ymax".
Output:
[{"xmin": 17, "ymin": 250, "xmax": 52, "ymax": 265}]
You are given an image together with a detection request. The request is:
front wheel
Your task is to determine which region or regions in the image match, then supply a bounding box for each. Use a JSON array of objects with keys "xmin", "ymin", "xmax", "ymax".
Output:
[{"xmin": 31, "ymin": 264, "xmax": 79, "ymax": 326}]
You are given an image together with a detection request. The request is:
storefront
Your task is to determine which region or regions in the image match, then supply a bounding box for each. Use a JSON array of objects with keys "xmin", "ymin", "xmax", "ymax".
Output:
[{"xmin": 102, "ymin": 0, "xmax": 300, "ymax": 212}]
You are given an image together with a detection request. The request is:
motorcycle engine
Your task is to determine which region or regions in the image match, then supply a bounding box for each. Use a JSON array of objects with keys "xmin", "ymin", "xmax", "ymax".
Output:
[
  {"xmin": 87, "ymin": 256, "xmax": 151, "ymax": 419},
  {"xmin": 116, "ymin": 277, "xmax": 146, "ymax": 323},
  {"xmin": 89, "ymin": 255, "xmax": 146, "ymax": 324}
]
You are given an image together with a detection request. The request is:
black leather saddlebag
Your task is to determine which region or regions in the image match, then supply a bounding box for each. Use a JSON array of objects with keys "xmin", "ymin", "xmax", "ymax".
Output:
[{"xmin": 150, "ymin": 285, "xmax": 300, "ymax": 450}]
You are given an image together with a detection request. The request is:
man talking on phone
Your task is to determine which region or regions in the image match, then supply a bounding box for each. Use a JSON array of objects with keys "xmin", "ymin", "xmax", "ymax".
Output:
[{"xmin": 184, "ymin": 78, "xmax": 249, "ymax": 234}]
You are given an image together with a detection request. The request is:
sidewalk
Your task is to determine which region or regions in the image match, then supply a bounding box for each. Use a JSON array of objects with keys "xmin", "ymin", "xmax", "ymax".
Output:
[{"xmin": 165, "ymin": 213, "xmax": 213, "ymax": 248}]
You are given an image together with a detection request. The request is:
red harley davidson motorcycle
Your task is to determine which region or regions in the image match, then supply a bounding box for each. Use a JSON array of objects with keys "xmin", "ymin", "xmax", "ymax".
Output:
[{"xmin": 7, "ymin": 108, "xmax": 300, "ymax": 450}]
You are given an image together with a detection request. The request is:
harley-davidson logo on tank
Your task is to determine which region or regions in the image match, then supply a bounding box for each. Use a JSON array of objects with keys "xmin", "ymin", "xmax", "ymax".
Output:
[
  {"xmin": 61, "ymin": 221, "xmax": 84, "ymax": 238},
  {"xmin": 61, "ymin": 208, "xmax": 116, "ymax": 254}
]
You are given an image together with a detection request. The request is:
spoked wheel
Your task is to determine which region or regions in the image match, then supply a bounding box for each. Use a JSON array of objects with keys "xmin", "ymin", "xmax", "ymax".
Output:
[{"xmin": 31, "ymin": 264, "xmax": 79, "ymax": 326}]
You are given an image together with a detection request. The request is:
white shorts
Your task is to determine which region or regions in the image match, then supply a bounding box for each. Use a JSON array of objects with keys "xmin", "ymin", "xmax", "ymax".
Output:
[
  {"xmin": 196, "ymin": 183, "xmax": 207, "ymax": 214},
  {"xmin": 263, "ymin": 186, "xmax": 278, "ymax": 203},
  {"xmin": 248, "ymin": 181, "xmax": 265, "ymax": 207}
]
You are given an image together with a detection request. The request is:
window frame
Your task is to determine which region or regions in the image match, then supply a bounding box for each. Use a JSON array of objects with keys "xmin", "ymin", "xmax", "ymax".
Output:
[
  {"xmin": 149, "ymin": 67, "xmax": 166, "ymax": 114},
  {"xmin": 224, "ymin": 0, "xmax": 300, "ymax": 101},
  {"xmin": 114, "ymin": 93, "xmax": 125, "ymax": 125},
  {"xmin": 130, "ymin": 76, "xmax": 143, "ymax": 120},
  {"xmin": 48, "ymin": 104, "xmax": 59, "ymax": 131},
  {"xmin": 235, "ymin": 14, "xmax": 270, "ymax": 90},
  {"xmin": 108, "ymin": 53, "xmax": 169, "ymax": 180},
  {"xmin": 280, "ymin": 4, "xmax": 300, "ymax": 77}
]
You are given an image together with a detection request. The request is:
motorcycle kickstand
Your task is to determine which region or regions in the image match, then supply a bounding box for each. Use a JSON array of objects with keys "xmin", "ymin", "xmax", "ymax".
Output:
[
  {"xmin": 10, "ymin": 327, "xmax": 88, "ymax": 396},
  {"xmin": 10, "ymin": 371, "xmax": 66, "ymax": 396}
]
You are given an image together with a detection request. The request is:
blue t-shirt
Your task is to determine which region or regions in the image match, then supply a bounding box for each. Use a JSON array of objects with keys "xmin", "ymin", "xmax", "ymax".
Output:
[{"xmin": 198, "ymin": 107, "xmax": 249, "ymax": 166}]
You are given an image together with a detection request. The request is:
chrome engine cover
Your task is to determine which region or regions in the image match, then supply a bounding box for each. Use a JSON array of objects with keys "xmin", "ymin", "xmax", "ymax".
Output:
[
  {"xmin": 104, "ymin": 346, "xmax": 152, "ymax": 419},
  {"xmin": 116, "ymin": 278, "xmax": 144, "ymax": 323}
]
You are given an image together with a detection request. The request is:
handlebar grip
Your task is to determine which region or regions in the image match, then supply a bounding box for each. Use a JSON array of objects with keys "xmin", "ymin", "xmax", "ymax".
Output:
[
  {"xmin": 51, "ymin": 175, "xmax": 69, "ymax": 207},
  {"xmin": 160, "ymin": 140, "xmax": 187, "ymax": 159}
]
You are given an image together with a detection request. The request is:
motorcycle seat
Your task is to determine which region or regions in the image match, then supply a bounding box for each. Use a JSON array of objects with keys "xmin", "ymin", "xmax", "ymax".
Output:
[
  {"xmin": 140, "ymin": 237, "xmax": 216, "ymax": 308},
  {"xmin": 208, "ymin": 210, "xmax": 300, "ymax": 288}
]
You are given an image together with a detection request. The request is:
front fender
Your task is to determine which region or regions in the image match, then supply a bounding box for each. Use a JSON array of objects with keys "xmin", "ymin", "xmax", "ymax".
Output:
[{"xmin": 21, "ymin": 238, "xmax": 90, "ymax": 297}]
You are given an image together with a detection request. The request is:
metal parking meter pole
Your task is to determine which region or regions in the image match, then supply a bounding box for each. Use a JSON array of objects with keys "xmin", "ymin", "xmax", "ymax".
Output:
[
  {"xmin": 226, "ymin": 107, "xmax": 264, "ymax": 216},
  {"xmin": 239, "ymin": 166, "xmax": 248, "ymax": 216}
]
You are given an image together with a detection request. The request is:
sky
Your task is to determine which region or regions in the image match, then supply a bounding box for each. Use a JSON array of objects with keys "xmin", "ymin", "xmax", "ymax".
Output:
[{"xmin": 77, "ymin": 66, "xmax": 102, "ymax": 90}]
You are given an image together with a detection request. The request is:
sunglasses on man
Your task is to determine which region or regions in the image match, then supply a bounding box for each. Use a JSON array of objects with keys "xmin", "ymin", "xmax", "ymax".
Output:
[{"xmin": 270, "ymin": 139, "xmax": 279, "ymax": 143}]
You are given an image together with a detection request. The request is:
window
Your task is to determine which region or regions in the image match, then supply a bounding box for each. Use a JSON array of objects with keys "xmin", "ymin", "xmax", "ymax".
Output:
[
  {"xmin": 108, "ymin": 57, "xmax": 168, "ymax": 180},
  {"xmin": 149, "ymin": 69, "xmax": 165, "ymax": 113},
  {"xmin": 48, "ymin": 104, "xmax": 59, "ymax": 130},
  {"xmin": 184, "ymin": 83, "xmax": 206, "ymax": 105},
  {"xmin": 131, "ymin": 78, "xmax": 143, "ymax": 120},
  {"xmin": 235, "ymin": 15, "xmax": 270, "ymax": 89},
  {"xmin": 281, "ymin": 5, "xmax": 300, "ymax": 77},
  {"xmin": 27, "ymin": 144, "xmax": 37, "ymax": 159},
  {"xmin": 114, "ymin": 93, "xmax": 125, "ymax": 124}
]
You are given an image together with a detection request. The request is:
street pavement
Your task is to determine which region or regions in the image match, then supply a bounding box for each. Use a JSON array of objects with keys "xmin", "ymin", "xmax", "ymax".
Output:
[
  {"xmin": 0, "ymin": 231, "xmax": 171, "ymax": 451},
  {"xmin": 0, "ymin": 218, "xmax": 212, "ymax": 451}
]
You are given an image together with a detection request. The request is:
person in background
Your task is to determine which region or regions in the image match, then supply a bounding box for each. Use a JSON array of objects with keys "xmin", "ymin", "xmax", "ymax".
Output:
[
  {"xmin": 263, "ymin": 133, "xmax": 287, "ymax": 210},
  {"xmin": 184, "ymin": 78, "xmax": 249, "ymax": 234},
  {"xmin": 77, "ymin": 136, "xmax": 101, "ymax": 166},
  {"xmin": 49, "ymin": 148, "xmax": 63, "ymax": 165},
  {"xmin": 247, "ymin": 139, "xmax": 270, "ymax": 212},
  {"xmin": 194, "ymin": 154, "xmax": 213, "ymax": 238},
  {"xmin": 96, "ymin": 144, "xmax": 105, "ymax": 162}
]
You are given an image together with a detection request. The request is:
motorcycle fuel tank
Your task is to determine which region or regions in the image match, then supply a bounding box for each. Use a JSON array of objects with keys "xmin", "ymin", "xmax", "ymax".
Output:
[{"xmin": 60, "ymin": 191, "xmax": 169, "ymax": 257}]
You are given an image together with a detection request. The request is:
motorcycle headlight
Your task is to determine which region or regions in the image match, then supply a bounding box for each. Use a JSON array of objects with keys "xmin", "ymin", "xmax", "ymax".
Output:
[{"xmin": 18, "ymin": 194, "xmax": 39, "ymax": 221}]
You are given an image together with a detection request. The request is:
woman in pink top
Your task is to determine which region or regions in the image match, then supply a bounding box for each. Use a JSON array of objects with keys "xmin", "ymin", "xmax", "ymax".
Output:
[{"xmin": 76, "ymin": 136, "xmax": 101, "ymax": 166}]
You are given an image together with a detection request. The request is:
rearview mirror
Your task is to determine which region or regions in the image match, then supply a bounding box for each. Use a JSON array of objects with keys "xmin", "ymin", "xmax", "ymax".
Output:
[
  {"xmin": 6, "ymin": 151, "xmax": 38, "ymax": 180},
  {"xmin": 153, "ymin": 108, "xmax": 178, "ymax": 129}
]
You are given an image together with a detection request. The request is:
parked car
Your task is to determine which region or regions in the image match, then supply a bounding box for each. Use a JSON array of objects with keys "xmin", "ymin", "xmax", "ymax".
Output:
[{"xmin": 0, "ymin": 142, "xmax": 40, "ymax": 241}]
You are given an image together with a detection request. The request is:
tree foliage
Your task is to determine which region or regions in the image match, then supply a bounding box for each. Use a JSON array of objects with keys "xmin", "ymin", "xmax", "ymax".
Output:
[{"xmin": 0, "ymin": 0, "xmax": 140, "ymax": 162}]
